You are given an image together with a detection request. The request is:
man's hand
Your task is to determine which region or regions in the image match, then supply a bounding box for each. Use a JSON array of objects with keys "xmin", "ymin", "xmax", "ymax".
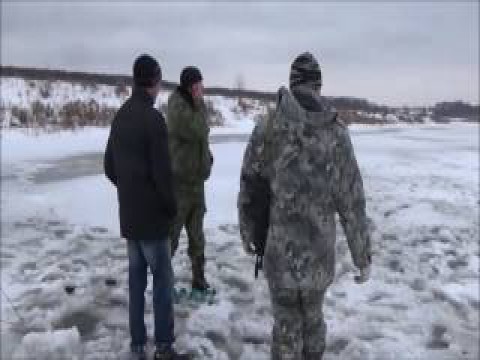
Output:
[
  {"xmin": 354, "ymin": 264, "xmax": 371, "ymax": 284},
  {"xmin": 242, "ymin": 240, "xmax": 256, "ymax": 256}
]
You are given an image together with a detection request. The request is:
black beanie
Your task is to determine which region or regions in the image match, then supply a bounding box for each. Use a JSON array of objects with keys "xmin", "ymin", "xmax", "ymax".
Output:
[
  {"xmin": 133, "ymin": 54, "xmax": 162, "ymax": 87},
  {"xmin": 180, "ymin": 66, "xmax": 203, "ymax": 89}
]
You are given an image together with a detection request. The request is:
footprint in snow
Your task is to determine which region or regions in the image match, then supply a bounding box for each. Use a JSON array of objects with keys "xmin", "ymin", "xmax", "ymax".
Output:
[
  {"xmin": 409, "ymin": 278, "xmax": 427, "ymax": 291},
  {"xmin": 387, "ymin": 258, "xmax": 404, "ymax": 273},
  {"xmin": 218, "ymin": 224, "xmax": 239, "ymax": 235},
  {"xmin": 326, "ymin": 338, "xmax": 349, "ymax": 355},
  {"xmin": 219, "ymin": 274, "xmax": 251, "ymax": 293},
  {"xmin": 426, "ymin": 324, "xmax": 450, "ymax": 350},
  {"xmin": 447, "ymin": 258, "xmax": 468, "ymax": 270},
  {"xmin": 368, "ymin": 291, "xmax": 393, "ymax": 303}
]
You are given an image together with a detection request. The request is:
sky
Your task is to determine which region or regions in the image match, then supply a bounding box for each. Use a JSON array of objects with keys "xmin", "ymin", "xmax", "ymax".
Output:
[{"xmin": 1, "ymin": 1, "xmax": 479, "ymax": 106}]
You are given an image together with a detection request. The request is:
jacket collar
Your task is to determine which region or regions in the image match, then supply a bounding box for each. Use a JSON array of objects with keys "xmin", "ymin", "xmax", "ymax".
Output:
[
  {"xmin": 176, "ymin": 85, "xmax": 196, "ymax": 109},
  {"xmin": 132, "ymin": 86, "xmax": 155, "ymax": 106},
  {"xmin": 290, "ymin": 84, "xmax": 324, "ymax": 112},
  {"xmin": 277, "ymin": 86, "xmax": 337, "ymax": 126}
]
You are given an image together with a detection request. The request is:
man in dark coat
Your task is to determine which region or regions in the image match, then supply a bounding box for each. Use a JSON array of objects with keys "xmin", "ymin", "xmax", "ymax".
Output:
[{"xmin": 104, "ymin": 54, "xmax": 190, "ymax": 360}]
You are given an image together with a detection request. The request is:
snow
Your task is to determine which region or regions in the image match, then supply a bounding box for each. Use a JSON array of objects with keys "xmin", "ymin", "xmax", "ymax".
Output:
[
  {"xmin": 1, "ymin": 127, "xmax": 110, "ymax": 163},
  {"xmin": 0, "ymin": 77, "xmax": 259, "ymax": 130},
  {"xmin": 206, "ymin": 95, "xmax": 260, "ymax": 130},
  {"xmin": 13, "ymin": 328, "xmax": 82, "ymax": 360},
  {"xmin": 0, "ymin": 126, "xmax": 251, "ymax": 165},
  {"xmin": 0, "ymin": 77, "xmax": 126, "ymax": 109},
  {"xmin": 1, "ymin": 123, "xmax": 479, "ymax": 359},
  {"xmin": 438, "ymin": 282, "xmax": 479, "ymax": 307},
  {"xmin": 385, "ymin": 113, "xmax": 398, "ymax": 122},
  {"xmin": 210, "ymin": 122, "xmax": 255, "ymax": 135}
]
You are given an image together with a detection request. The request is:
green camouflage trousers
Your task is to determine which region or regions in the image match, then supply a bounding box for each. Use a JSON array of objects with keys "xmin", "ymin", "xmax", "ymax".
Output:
[
  {"xmin": 169, "ymin": 186, "xmax": 206, "ymax": 261},
  {"xmin": 269, "ymin": 286, "xmax": 327, "ymax": 360}
]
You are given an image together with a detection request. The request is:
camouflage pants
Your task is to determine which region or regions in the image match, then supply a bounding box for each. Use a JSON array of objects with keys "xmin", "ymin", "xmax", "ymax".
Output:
[
  {"xmin": 269, "ymin": 287, "xmax": 327, "ymax": 360},
  {"xmin": 169, "ymin": 187, "xmax": 206, "ymax": 261}
]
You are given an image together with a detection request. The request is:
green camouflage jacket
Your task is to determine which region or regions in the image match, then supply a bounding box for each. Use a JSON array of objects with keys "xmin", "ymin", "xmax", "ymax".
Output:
[{"xmin": 167, "ymin": 89, "xmax": 213, "ymax": 188}]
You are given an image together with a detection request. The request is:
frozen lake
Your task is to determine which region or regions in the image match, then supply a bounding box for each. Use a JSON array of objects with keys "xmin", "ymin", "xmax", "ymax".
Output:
[{"xmin": 1, "ymin": 124, "xmax": 479, "ymax": 359}]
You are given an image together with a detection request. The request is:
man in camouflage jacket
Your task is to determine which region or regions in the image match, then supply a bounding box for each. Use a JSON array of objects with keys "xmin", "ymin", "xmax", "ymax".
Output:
[
  {"xmin": 167, "ymin": 66, "xmax": 213, "ymax": 291},
  {"xmin": 238, "ymin": 52, "xmax": 372, "ymax": 359}
]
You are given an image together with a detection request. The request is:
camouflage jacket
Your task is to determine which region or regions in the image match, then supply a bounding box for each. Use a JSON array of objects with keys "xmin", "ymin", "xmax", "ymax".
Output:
[
  {"xmin": 238, "ymin": 86, "xmax": 371, "ymax": 290},
  {"xmin": 167, "ymin": 89, "xmax": 213, "ymax": 188}
]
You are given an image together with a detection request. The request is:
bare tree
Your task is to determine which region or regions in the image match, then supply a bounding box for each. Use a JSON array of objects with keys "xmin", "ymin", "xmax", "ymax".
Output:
[
  {"xmin": 235, "ymin": 74, "xmax": 247, "ymax": 111},
  {"xmin": 235, "ymin": 74, "xmax": 245, "ymax": 92}
]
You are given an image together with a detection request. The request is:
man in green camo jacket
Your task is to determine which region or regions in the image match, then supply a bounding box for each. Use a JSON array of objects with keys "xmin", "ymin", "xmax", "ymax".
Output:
[{"xmin": 167, "ymin": 66, "xmax": 213, "ymax": 291}]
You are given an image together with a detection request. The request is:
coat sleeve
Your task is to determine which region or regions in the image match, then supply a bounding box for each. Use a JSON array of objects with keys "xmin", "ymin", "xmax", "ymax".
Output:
[
  {"xmin": 147, "ymin": 110, "xmax": 178, "ymax": 220},
  {"xmin": 200, "ymin": 110, "xmax": 213, "ymax": 181},
  {"xmin": 238, "ymin": 121, "xmax": 267, "ymax": 251},
  {"xmin": 333, "ymin": 125, "xmax": 372, "ymax": 269},
  {"xmin": 104, "ymin": 133, "xmax": 117, "ymax": 186}
]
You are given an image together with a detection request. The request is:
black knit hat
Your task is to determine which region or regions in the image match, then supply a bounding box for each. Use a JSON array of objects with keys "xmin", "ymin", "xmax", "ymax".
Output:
[
  {"xmin": 133, "ymin": 54, "xmax": 162, "ymax": 87},
  {"xmin": 290, "ymin": 52, "xmax": 322, "ymax": 88},
  {"xmin": 180, "ymin": 66, "xmax": 203, "ymax": 89}
]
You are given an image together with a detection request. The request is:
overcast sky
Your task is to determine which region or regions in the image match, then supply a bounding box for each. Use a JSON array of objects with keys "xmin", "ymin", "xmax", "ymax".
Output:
[{"xmin": 2, "ymin": 1, "xmax": 478, "ymax": 106}]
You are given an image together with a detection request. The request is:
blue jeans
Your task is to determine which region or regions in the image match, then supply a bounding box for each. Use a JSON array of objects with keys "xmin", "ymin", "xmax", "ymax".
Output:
[{"xmin": 127, "ymin": 238, "xmax": 174, "ymax": 350}]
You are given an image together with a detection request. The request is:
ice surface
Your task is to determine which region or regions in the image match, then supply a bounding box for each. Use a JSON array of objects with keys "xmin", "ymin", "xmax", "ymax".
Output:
[{"xmin": 1, "ymin": 123, "xmax": 478, "ymax": 359}]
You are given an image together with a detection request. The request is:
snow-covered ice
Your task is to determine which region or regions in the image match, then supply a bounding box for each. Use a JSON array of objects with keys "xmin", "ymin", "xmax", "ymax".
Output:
[{"xmin": 1, "ymin": 123, "xmax": 478, "ymax": 359}]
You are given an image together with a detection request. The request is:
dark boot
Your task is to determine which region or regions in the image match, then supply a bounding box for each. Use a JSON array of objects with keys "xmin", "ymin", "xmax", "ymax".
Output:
[
  {"xmin": 153, "ymin": 348, "xmax": 191, "ymax": 360},
  {"xmin": 191, "ymin": 255, "xmax": 210, "ymax": 291}
]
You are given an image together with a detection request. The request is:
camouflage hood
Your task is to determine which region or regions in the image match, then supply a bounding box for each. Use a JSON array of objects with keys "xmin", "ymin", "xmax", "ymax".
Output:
[
  {"xmin": 276, "ymin": 86, "xmax": 337, "ymax": 127},
  {"xmin": 289, "ymin": 52, "xmax": 322, "ymax": 89},
  {"xmin": 287, "ymin": 51, "xmax": 331, "ymax": 115}
]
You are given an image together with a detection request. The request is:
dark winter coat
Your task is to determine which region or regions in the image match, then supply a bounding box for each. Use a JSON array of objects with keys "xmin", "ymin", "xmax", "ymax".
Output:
[{"xmin": 104, "ymin": 87, "xmax": 177, "ymax": 240}]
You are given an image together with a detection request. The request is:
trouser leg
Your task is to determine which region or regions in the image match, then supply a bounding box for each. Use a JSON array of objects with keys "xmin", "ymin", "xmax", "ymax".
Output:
[
  {"xmin": 269, "ymin": 287, "xmax": 304, "ymax": 360},
  {"xmin": 140, "ymin": 239, "xmax": 175, "ymax": 348},
  {"xmin": 300, "ymin": 288, "xmax": 327, "ymax": 360},
  {"xmin": 127, "ymin": 239, "xmax": 148, "ymax": 348}
]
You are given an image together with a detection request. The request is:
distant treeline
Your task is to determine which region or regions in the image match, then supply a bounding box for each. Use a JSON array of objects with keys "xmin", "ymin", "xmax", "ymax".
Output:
[
  {"xmin": 1, "ymin": 65, "xmax": 478, "ymax": 120},
  {"xmin": 0, "ymin": 65, "xmax": 399, "ymax": 109},
  {"xmin": 327, "ymin": 97, "xmax": 391, "ymax": 114},
  {"xmin": 432, "ymin": 101, "xmax": 479, "ymax": 120}
]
